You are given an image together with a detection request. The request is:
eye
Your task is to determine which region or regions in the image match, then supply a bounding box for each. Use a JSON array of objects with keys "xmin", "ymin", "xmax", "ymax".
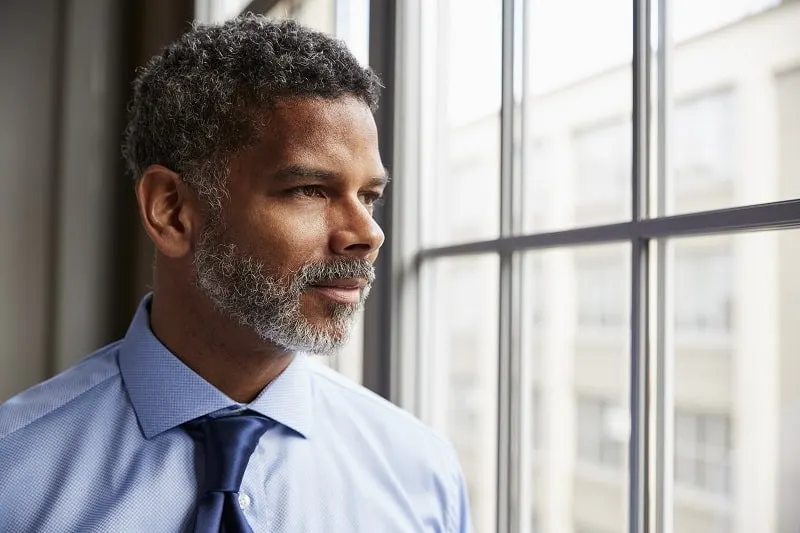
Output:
[
  {"xmin": 289, "ymin": 185, "xmax": 326, "ymax": 199},
  {"xmin": 359, "ymin": 191, "xmax": 385, "ymax": 207}
]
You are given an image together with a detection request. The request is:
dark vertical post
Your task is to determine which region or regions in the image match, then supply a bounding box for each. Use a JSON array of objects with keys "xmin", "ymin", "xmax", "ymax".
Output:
[{"xmin": 362, "ymin": 0, "xmax": 397, "ymax": 399}]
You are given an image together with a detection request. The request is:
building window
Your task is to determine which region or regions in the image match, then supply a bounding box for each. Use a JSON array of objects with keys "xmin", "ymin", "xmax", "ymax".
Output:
[
  {"xmin": 531, "ymin": 388, "xmax": 542, "ymax": 451},
  {"xmin": 576, "ymin": 257, "xmax": 626, "ymax": 331},
  {"xmin": 447, "ymin": 331, "xmax": 482, "ymax": 432},
  {"xmin": 674, "ymin": 90, "xmax": 736, "ymax": 191},
  {"xmin": 530, "ymin": 257, "xmax": 546, "ymax": 329},
  {"xmin": 448, "ymin": 369, "xmax": 479, "ymax": 429},
  {"xmin": 675, "ymin": 411, "xmax": 733, "ymax": 494},
  {"xmin": 675, "ymin": 247, "xmax": 734, "ymax": 337},
  {"xmin": 577, "ymin": 397, "xmax": 626, "ymax": 469},
  {"xmin": 526, "ymin": 139, "xmax": 553, "ymax": 218},
  {"xmin": 575, "ymin": 527, "xmax": 615, "ymax": 533},
  {"xmin": 573, "ymin": 119, "xmax": 631, "ymax": 207}
]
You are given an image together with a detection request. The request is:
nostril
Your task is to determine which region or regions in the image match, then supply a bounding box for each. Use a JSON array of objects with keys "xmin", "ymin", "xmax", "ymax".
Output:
[{"xmin": 344, "ymin": 242, "xmax": 373, "ymax": 252}]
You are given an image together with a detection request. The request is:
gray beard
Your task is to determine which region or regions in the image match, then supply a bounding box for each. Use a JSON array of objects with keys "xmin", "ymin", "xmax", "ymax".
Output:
[{"xmin": 193, "ymin": 223, "xmax": 374, "ymax": 355}]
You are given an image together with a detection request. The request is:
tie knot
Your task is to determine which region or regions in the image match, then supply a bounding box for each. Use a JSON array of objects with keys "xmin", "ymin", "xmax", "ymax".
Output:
[{"xmin": 184, "ymin": 412, "xmax": 271, "ymax": 494}]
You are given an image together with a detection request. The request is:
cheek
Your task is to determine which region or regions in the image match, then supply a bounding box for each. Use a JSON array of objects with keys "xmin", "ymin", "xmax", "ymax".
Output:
[{"xmin": 238, "ymin": 204, "xmax": 330, "ymax": 269}]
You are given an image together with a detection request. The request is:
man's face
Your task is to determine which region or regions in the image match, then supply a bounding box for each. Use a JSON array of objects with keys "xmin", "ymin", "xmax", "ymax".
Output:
[{"xmin": 193, "ymin": 96, "xmax": 386, "ymax": 354}]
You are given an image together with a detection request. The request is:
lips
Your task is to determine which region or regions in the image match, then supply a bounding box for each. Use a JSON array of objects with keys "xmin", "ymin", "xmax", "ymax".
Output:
[
  {"xmin": 311, "ymin": 278, "xmax": 368, "ymax": 290},
  {"xmin": 309, "ymin": 279, "xmax": 367, "ymax": 305}
]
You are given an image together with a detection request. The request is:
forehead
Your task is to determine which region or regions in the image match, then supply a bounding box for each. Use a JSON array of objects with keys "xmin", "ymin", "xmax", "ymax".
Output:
[{"xmin": 252, "ymin": 96, "xmax": 381, "ymax": 168}]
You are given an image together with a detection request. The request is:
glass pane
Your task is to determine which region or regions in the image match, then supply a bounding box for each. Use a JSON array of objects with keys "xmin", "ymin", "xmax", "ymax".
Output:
[
  {"xmin": 665, "ymin": 1, "xmax": 800, "ymax": 214},
  {"xmin": 522, "ymin": 0, "xmax": 633, "ymax": 233},
  {"xmin": 670, "ymin": 229, "xmax": 800, "ymax": 532},
  {"xmin": 420, "ymin": 0, "xmax": 502, "ymax": 246},
  {"xmin": 520, "ymin": 245, "xmax": 630, "ymax": 533},
  {"xmin": 194, "ymin": 0, "xmax": 253, "ymax": 23},
  {"xmin": 334, "ymin": 0, "xmax": 370, "ymax": 66},
  {"xmin": 422, "ymin": 255, "xmax": 500, "ymax": 533}
]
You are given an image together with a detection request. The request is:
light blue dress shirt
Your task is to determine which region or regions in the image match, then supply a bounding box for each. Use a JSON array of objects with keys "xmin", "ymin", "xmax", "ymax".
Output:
[{"xmin": 0, "ymin": 296, "xmax": 472, "ymax": 532}]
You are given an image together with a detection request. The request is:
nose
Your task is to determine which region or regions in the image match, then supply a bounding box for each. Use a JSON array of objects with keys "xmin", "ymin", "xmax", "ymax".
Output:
[{"xmin": 328, "ymin": 198, "xmax": 385, "ymax": 258}]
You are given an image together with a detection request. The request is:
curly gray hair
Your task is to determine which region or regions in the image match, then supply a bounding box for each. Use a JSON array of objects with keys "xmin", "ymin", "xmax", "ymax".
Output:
[{"xmin": 122, "ymin": 14, "xmax": 383, "ymax": 211}]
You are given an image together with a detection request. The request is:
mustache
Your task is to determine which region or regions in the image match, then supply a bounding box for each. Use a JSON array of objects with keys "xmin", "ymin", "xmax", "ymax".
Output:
[{"xmin": 295, "ymin": 259, "xmax": 376, "ymax": 288}]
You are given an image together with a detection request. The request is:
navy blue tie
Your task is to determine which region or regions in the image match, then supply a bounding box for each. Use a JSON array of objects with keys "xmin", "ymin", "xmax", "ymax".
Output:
[{"xmin": 184, "ymin": 413, "xmax": 271, "ymax": 533}]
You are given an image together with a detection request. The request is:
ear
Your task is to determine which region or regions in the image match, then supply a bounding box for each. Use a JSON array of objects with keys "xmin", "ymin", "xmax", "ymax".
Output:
[{"xmin": 135, "ymin": 165, "xmax": 201, "ymax": 259}]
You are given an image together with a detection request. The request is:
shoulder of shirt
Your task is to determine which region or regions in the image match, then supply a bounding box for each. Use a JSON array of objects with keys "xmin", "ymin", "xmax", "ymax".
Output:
[
  {"xmin": 306, "ymin": 359, "xmax": 468, "ymax": 531},
  {"xmin": 0, "ymin": 340, "xmax": 123, "ymax": 441},
  {"xmin": 306, "ymin": 358, "xmax": 459, "ymax": 459}
]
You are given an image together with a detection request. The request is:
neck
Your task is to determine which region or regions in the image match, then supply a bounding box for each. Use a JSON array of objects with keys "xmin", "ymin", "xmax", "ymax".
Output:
[{"xmin": 148, "ymin": 281, "xmax": 295, "ymax": 404}]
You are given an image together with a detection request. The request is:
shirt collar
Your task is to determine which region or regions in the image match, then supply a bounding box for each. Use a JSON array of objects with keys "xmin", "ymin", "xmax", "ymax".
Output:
[{"xmin": 119, "ymin": 294, "xmax": 313, "ymax": 440}]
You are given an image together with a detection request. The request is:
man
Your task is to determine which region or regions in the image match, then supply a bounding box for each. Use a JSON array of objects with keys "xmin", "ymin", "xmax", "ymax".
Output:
[{"xmin": 0, "ymin": 15, "xmax": 471, "ymax": 533}]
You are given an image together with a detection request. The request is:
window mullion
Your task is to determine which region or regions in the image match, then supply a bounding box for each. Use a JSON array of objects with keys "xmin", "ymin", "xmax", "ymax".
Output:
[
  {"xmin": 631, "ymin": 0, "xmax": 653, "ymax": 533},
  {"xmin": 498, "ymin": 0, "xmax": 520, "ymax": 531},
  {"xmin": 653, "ymin": 0, "xmax": 674, "ymax": 530}
]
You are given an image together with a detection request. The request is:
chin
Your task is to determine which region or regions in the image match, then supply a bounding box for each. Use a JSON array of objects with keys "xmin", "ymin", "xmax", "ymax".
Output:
[
  {"xmin": 298, "ymin": 331, "xmax": 351, "ymax": 356},
  {"xmin": 309, "ymin": 317, "xmax": 352, "ymax": 341}
]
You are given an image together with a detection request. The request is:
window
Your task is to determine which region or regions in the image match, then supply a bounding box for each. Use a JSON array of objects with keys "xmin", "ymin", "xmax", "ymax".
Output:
[
  {"xmin": 194, "ymin": 0, "xmax": 253, "ymax": 24},
  {"xmin": 777, "ymin": 67, "xmax": 800, "ymax": 200},
  {"xmin": 449, "ymin": 357, "xmax": 481, "ymax": 431},
  {"xmin": 573, "ymin": 120, "xmax": 631, "ymax": 208},
  {"xmin": 531, "ymin": 388, "xmax": 542, "ymax": 450},
  {"xmin": 419, "ymin": 0, "xmax": 502, "ymax": 247},
  {"xmin": 576, "ymin": 527, "xmax": 616, "ymax": 533},
  {"xmin": 673, "ymin": 91, "xmax": 736, "ymax": 193},
  {"xmin": 423, "ymin": 255, "xmax": 500, "ymax": 533},
  {"xmin": 577, "ymin": 397, "xmax": 626, "ymax": 469},
  {"xmin": 576, "ymin": 256, "xmax": 627, "ymax": 332},
  {"xmin": 528, "ymin": 256, "xmax": 546, "ymax": 329},
  {"xmin": 666, "ymin": 0, "xmax": 796, "ymax": 214},
  {"xmin": 525, "ymin": 140, "xmax": 553, "ymax": 221},
  {"xmin": 674, "ymin": 246, "xmax": 733, "ymax": 338},
  {"xmin": 675, "ymin": 411, "xmax": 732, "ymax": 494},
  {"xmin": 392, "ymin": 1, "xmax": 800, "ymax": 532},
  {"xmin": 521, "ymin": 246, "xmax": 630, "ymax": 533}
]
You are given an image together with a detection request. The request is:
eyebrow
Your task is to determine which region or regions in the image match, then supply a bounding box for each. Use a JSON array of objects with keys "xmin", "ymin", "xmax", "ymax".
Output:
[{"xmin": 272, "ymin": 164, "xmax": 391, "ymax": 187}]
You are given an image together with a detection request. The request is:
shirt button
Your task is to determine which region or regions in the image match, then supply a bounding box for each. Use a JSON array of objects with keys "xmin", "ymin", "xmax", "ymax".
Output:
[{"xmin": 238, "ymin": 493, "xmax": 251, "ymax": 509}]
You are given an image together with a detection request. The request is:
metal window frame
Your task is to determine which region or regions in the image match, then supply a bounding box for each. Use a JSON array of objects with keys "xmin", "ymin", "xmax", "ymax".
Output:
[
  {"xmin": 497, "ymin": 0, "xmax": 520, "ymax": 531},
  {"xmin": 652, "ymin": 0, "xmax": 673, "ymax": 530},
  {"xmin": 630, "ymin": 1, "xmax": 653, "ymax": 532},
  {"xmin": 362, "ymin": 0, "xmax": 397, "ymax": 400},
  {"xmin": 414, "ymin": 200, "xmax": 800, "ymax": 261},
  {"xmin": 380, "ymin": 0, "xmax": 800, "ymax": 532}
]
